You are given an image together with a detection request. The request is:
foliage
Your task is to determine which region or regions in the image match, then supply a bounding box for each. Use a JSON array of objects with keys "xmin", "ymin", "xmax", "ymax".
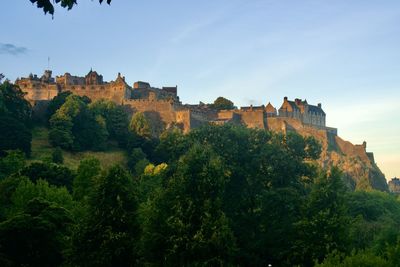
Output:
[
  {"xmin": 46, "ymin": 91, "xmax": 72, "ymax": 123},
  {"xmin": 127, "ymin": 147, "xmax": 148, "ymax": 175},
  {"xmin": 140, "ymin": 144, "xmax": 236, "ymax": 266},
  {"xmin": 211, "ymin": 96, "xmax": 235, "ymax": 110},
  {"xmin": 30, "ymin": 0, "xmax": 112, "ymax": 16},
  {"xmin": 73, "ymin": 156, "xmax": 101, "ymax": 201},
  {"xmin": 294, "ymin": 168, "xmax": 349, "ymax": 265},
  {"xmin": 0, "ymin": 82, "xmax": 32, "ymax": 155},
  {"xmin": 0, "ymin": 150, "xmax": 25, "ymax": 180},
  {"xmin": 8, "ymin": 179, "xmax": 74, "ymax": 217},
  {"xmin": 315, "ymin": 250, "xmax": 390, "ymax": 267},
  {"xmin": 129, "ymin": 112, "xmax": 151, "ymax": 139},
  {"xmin": 49, "ymin": 95, "xmax": 109, "ymax": 151},
  {"xmin": 0, "ymin": 115, "xmax": 32, "ymax": 156},
  {"xmin": 89, "ymin": 100, "xmax": 130, "ymax": 145},
  {"xmin": 0, "ymin": 198, "xmax": 72, "ymax": 267},
  {"xmin": 0, "ymin": 82, "xmax": 32, "ymax": 126},
  {"xmin": 69, "ymin": 165, "xmax": 138, "ymax": 267},
  {"xmin": 52, "ymin": 146, "xmax": 64, "ymax": 164},
  {"xmin": 1, "ymin": 116, "xmax": 400, "ymax": 266},
  {"xmin": 0, "ymin": 175, "xmax": 28, "ymax": 220},
  {"xmin": 21, "ymin": 161, "xmax": 75, "ymax": 191}
]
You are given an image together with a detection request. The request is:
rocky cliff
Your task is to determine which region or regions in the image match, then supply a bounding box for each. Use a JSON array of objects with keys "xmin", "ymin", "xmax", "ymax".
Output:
[{"xmin": 267, "ymin": 118, "xmax": 389, "ymax": 191}]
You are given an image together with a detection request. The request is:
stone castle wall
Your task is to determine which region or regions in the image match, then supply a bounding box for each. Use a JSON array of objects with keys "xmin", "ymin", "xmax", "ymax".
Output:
[
  {"xmin": 61, "ymin": 83, "xmax": 128, "ymax": 104},
  {"xmin": 16, "ymin": 70, "xmax": 337, "ymax": 136},
  {"xmin": 124, "ymin": 99, "xmax": 177, "ymax": 126}
]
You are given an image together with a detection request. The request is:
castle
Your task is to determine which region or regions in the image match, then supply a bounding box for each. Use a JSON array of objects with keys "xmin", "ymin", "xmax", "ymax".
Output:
[{"xmin": 16, "ymin": 70, "xmax": 337, "ymax": 134}]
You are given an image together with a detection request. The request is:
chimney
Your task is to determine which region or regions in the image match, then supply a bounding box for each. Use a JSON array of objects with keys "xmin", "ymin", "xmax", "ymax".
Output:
[
  {"xmin": 284, "ymin": 96, "xmax": 288, "ymax": 101},
  {"xmin": 318, "ymin": 103, "xmax": 321, "ymax": 108}
]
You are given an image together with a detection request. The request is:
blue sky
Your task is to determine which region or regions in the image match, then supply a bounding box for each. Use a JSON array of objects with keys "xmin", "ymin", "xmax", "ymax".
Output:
[{"xmin": 1, "ymin": 0, "xmax": 399, "ymax": 179}]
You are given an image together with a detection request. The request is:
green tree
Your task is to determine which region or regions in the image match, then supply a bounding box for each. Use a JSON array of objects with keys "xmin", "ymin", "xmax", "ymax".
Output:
[
  {"xmin": 69, "ymin": 165, "xmax": 139, "ymax": 267},
  {"xmin": 21, "ymin": 162, "xmax": 75, "ymax": 191},
  {"xmin": 129, "ymin": 112, "xmax": 151, "ymax": 139},
  {"xmin": 0, "ymin": 150, "xmax": 25, "ymax": 180},
  {"xmin": 155, "ymin": 127, "xmax": 189, "ymax": 163},
  {"xmin": 51, "ymin": 147, "xmax": 64, "ymax": 164},
  {"xmin": 127, "ymin": 147, "xmax": 149, "ymax": 175},
  {"xmin": 8, "ymin": 179, "xmax": 74, "ymax": 216},
  {"xmin": 315, "ymin": 250, "xmax": 390, "ymax": 267},
  {"xmin": 0, "ymin": 198, "xmax": 72, "ymax": 267},
  {"xmin": 140, "ymin": 144, "xmax": 236, "ymax": 266},
  {"xmin": 49, "ymin": 95, "xmax": 109, "ymax": 151},
  {"xmin": 73, "ymin": 157, "xmax": 101, "ymax": 201},
  {"xmin": 46, "ymin": 90, "xmax": 72, "ymax": 123},
  {"xmin": 0, "ymin": 175, "xmax": 28, "ymax": 220},
  {"xmin": 49, "ymin": 111, "xmax": 74, "ymax": 149},
  {"xmin": 0, "ymin": 82, "xmax": 32, "ymax": 126},
  {"xmin": 211, "ymin": 96, "xmax": 235, "ymax": 110},
  {"xmin": 89, "ymin": 100, "xmax": 130, "ymax": 145},
  {"xmin": 0, "ymin": 115, "xmax": 33, "ymax": 156},
  {"xmin": 294, "ymin": 168, "xmax": 349, "ymax": 265},
  {"xmin": 0, "ymin": 82, "xmax": 32, "ymax": 155}
]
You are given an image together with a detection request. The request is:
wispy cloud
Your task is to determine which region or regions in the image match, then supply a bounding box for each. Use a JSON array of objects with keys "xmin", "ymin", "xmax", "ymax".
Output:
[{"xmin": 0, "ymin": 43, "xmax": 28, "ymax": 55}]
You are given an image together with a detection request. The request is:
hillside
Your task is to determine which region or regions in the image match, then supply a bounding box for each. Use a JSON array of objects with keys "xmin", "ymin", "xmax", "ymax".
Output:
[
  {"xmin": 30, "ymin": 127, "xmax": 128, "ymax": 169},
  {"xmin": 267, "ymin": 117, "xmax": 388, "ymax": 191}
]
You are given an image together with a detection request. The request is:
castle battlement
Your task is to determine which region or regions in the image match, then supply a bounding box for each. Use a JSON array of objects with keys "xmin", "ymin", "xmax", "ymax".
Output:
[{"xmin": 16, "ymin": 70, "xmax": 336, "ymax": 134}]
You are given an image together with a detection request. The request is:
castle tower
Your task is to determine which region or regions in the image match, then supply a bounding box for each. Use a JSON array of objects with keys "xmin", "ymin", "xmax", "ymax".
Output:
[{"xmin": 265, "ymin": 102, "xmax": 277, "ymax": 117}]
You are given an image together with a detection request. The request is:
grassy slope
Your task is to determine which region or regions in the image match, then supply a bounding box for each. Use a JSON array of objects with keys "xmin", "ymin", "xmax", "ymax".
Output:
[{"xmin": 30, "ymin": 127, "xmax": 128, "ymax": 169}]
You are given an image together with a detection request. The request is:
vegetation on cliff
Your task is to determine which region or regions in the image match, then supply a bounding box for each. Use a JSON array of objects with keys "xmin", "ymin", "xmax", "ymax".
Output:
[{"xmin": 1, "ymin": 84, "xmax": 400, "ymax": 266}]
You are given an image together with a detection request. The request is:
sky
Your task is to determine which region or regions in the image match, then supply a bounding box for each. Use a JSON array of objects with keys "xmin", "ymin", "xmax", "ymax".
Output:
[{"xmin": 1, "ymin": 0, "xmax": 399, "ymax": 179}]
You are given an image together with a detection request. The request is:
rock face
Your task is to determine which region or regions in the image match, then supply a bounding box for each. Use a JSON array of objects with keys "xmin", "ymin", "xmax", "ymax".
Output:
[{"xmin": 267, "ymin": 117, "xmax": 389, "ymax": 192}]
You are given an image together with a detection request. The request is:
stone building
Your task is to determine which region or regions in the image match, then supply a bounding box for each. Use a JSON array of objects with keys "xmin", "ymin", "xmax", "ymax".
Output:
[
  {"xmin": 389, "ymin": 177, "xmax": 400, "ymax": 194},
  {"xmin": 278, "ymin": 97, "xmax": 326, "ymax": 127},
  {"xmin": 16, "ymin": 70, "xmax": 336, "ymax": 134}
]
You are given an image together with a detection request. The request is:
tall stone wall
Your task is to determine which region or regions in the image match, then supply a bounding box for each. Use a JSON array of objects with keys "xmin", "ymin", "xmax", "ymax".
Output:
[
  {"xmin": 176, "ymin": 109, "xmax": 191, "ymax": 133},
  {"xmin": 63, "ymin": 83, "xmax": 127, "ymax": 104},
  {"xmin": 17, "ymin": 80, "xmax": 59, "ymax": 103},
  {"xmin": 124, "ymin": 99, "xmax": 177, "ymax": 126},
  {"xmin": 238, "ymin": 110, "xmax": 265, "ymax": 129}
]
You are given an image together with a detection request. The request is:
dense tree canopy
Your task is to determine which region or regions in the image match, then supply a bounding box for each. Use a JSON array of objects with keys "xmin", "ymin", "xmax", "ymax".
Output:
[
  {"xmin": 1, "ymin": 87, "xmax": 399, "ymax": 266},
  {"xmin": 0, "ymin": 82, "xmax": 32, "ymax": 155}
]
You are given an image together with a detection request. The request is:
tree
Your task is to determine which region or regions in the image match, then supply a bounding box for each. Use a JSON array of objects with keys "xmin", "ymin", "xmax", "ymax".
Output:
[
  {"xmin": 21, "ymin": 162, "xmax": 75, "ymax": 191},
  {"xmin": 0, "ymin": 115, "xmax": 32, "ymax": 156},
  {"xmin": 0, "ymin": 82, "xmax": 32, "ymax": 155},
  {"xmin": 140, "ymin": 144, "xmax": 236, "ymax": 266},
  {"xmin": 129, "ymin": 112, "xmax": 151, "ymax": 139},
  {"xmin": 0, "ymin": 198, "xmax": 72, "ymax": 267},
  {"xmin": 8, "ymin": 179, "xmax": 74, "ymax": 216},
  {"xmin": 73, "ymin": 157, "xmax": 101, "ymax": 201},
  {"xmin": 49, "ymin": 95, "xmax": 109, "ymax": 151},
  {"xmin": 294, "ymin": 167, "xmax": 349, "ymax": 265},
  {"xmin": 46, "ymin": 91, "xmax": 72, "ymax": 123},
  {"xmin": 0, "ymin": 82, "xmax": 32, "ymax": 126},
  {"xmin": 69, "ymin": 165, "xmax": 139, "ymax": 267},
  {"xmin": 30, "ymin": 0, "xmax": 111, "ymax": 16},
  {"xmin": 0, "ymin": 150, "xmax": 25, "ymax": 180},
  {"xmin": 52, "ymin": 147, "xmax": 64, "ymax": 164},
  {"xmin": 211, "ymin": 96, "xmax": 235, "ymax": 110},
  {"xmin": 89, "ymin": 100, "xmax": 130, "ymax": 145},
  {"xmin": 127, "ymin": 147, "xmax": 149, "ymax": 176}
]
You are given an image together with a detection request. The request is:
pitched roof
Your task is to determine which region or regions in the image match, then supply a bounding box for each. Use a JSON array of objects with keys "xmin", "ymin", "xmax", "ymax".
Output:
[
  {"xmin": 308, "ymin": 104, "xmax": 325, "ymax": 115},
  {"xmin": 265, "ymin": 102, "xmax": 276, "ymax": 113},
  {"xmin": 287, "ymin": 100, "xmax": 300, "ymax": 111}
]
